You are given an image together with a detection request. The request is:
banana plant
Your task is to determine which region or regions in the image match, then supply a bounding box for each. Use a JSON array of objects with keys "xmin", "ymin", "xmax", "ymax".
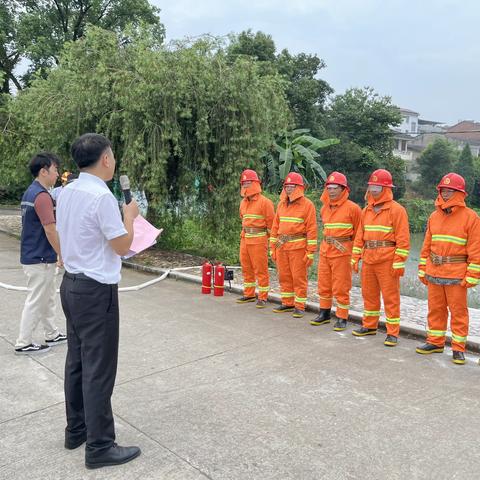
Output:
[{"xmin": 263, "ymin": 129, "xmax": 339, "ymax": 190}]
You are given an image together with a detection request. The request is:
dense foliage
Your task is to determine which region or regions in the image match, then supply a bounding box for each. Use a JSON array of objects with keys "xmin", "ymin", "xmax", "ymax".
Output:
[
  {"xmin": 0, "ymin": 27, "xmax": 291, "ymax": 260},
  {"xmin": 0, "ymin": 0, "xmax": 164, "ymax": 93}
]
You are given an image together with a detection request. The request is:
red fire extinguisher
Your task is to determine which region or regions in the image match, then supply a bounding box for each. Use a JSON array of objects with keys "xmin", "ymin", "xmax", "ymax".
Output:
[
  {"xmin": 202, "ymin": 262, "xmax": 212, "ymax": 294},
  {"xmin": 213, "ymin": 263, "xmax": 225, "ymax": 296}
]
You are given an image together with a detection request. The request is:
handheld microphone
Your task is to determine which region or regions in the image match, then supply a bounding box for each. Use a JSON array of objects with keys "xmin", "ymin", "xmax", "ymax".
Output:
[{"xmin": 119, "ymin": 175, "xmax": 132, "ymax": 205}]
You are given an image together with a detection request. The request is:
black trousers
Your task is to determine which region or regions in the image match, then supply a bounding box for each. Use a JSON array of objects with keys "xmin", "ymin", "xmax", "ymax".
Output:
[{"xmin": 60, "ymin": 272, "xmax": 119, "ymax": 455}]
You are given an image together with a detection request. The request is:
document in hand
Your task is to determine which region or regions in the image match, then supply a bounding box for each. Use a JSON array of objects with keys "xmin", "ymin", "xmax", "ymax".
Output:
[{"xmin": 123, "ymin": 215, "xmax": 162, "ymax": 259}]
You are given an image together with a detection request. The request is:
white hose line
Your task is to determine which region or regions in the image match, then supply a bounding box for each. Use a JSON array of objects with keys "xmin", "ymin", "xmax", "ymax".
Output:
[
  {"xmin": 0, "ymin": 264, "xmax": 218, "ymax": 293},
  {"xmin": 0, "ymin": 281, "xmax": 30, "ymax": 292},
  {"xmin": 118, "ymin": 269, "xmax": 170, "ymax": 292}
]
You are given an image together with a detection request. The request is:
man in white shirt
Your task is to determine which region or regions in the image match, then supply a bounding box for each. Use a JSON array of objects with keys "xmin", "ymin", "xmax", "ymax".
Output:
[{"xmin": 56, "ymin": 133, "xmax": 140, "ymax": 469}]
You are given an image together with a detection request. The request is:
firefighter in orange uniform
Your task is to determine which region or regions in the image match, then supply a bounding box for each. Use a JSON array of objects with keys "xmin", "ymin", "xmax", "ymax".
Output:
[
  {"xmin": 311, "ymin": 172, "xmax": 361, "ymax": 330},
  {"xmin": 237, "ymin": 169, "xmax": 275, "ymax": 308},
  {"xmin": 351, "ymin": 169, "xmax": 410, "ymax": 346},
  {"xmin": 270, "ymin": 173, "xmax": 317, "ymax": 318},
  {"xmin": 416, "ymin": 173, "xmax": 480, "ymax": 365}
]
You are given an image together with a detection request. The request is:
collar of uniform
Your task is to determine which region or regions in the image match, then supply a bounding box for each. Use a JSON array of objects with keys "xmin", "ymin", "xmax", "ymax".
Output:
[{"xmin": 78, "ymin": 172, "xmax": 109, "ymax": 190}]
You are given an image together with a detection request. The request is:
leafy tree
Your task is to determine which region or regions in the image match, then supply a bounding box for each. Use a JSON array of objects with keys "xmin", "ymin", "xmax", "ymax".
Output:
[
  {"xmin": 456, "ymin": 144, "xmax": 475, "ymax": 195},
  {"xmin": 227, "ymin": 29, "xmax": 275, "ymax": 62},
  {"xmin": 327, "ymin": 87, "xmax": 401, "ymax": 156},
  {"xmin": 0, "ymin": 2, "xmax": 22, "ymax": 94},
  {"xmin": 227, "ymin": 30, "xmax": 332, "ymax": 135},
  {"xmin": 0, "ymin": 28, "xmax": 290, "ymax": 259},
  {"xmin": 322, "ymin": 87, "xmax": 404, "ymax": 202},
  {"xmin": 263, "ymin": 129, "xmax": 339, "ymax": 191},
  {"xmin": 275, "ymin": 49, "xmax": 332, "ymax": 136},
  {"xmin": 416, "ymin": 138, "xmax": 458, "ymax": 195},
  {"xmin": 1, "ymin": 0, "xmax": 165, "ymax": 90}
]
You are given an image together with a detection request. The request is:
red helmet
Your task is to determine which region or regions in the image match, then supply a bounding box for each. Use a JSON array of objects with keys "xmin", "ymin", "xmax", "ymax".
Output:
[
  {"xmin": 283, "ymin": 172, "xmax": 305, "ymax": 186},
  {"xmin": 326, "ymin": 171, "xmax": 349, "ymax": 190},
  {"xmin": 368, "ymin": 169, "xmax": 394, "ymax": 188},
  {"xmin": 240, "ymin": 169, "xmax": 260, "ymax": 184},
  {"xmin": 437, "ymin": 173, "xmax": 466, "ymax": 193}
]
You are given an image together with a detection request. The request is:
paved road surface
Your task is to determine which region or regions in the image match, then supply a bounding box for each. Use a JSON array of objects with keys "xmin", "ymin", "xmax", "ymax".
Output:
[{"xmin": 1, "ymin": 233, "xmax": 479, "ymax": 479}]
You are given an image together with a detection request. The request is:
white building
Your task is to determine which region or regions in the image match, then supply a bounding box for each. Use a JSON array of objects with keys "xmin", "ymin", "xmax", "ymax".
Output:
[{"xmin": 397, "ymin": 108, "xmax": 419, "ymax": 134}]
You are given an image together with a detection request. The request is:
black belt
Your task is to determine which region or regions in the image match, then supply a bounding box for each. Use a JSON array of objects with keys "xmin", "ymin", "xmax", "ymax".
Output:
[{"xmin": 64, "ymin": 271, "xmax": 95, "ymax": 281}]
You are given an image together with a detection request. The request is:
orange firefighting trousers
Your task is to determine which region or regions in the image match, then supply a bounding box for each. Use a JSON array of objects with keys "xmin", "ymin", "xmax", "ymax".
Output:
[
  {"xmin": 240, "ymin": 240, "xmax": 270, "ymax": 301},
  {"xmin": 276, "ymin": 248, "xmax": 308, "ymax": 310},
  {"xmin": 318, "ymin": 255, "xmax": 351, "ymax": 319},
  {"xmin": 361, "ymin": 260, "xmax": 401, "ymax": 336},
  {"xmin": 426, "ymin": 283, "xmax": 468, "ymax": 352}
]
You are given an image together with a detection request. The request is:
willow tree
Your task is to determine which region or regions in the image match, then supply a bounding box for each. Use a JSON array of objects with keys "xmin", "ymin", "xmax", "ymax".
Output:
[{"xmin": 0, "ymin": 27, "xmax": 291, "ymax": 252}]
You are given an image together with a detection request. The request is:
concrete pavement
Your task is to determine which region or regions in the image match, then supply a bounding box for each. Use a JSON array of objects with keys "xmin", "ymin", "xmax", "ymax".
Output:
[{"xmin": 1, "ymin": 232, "xmax": 480, "ymax": 480}]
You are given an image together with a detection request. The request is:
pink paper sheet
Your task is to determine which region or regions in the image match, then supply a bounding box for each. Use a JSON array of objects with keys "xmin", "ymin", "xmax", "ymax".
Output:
[{"xmin": 123, "ymin": 215, "xmax": 162, "ymax": 259}]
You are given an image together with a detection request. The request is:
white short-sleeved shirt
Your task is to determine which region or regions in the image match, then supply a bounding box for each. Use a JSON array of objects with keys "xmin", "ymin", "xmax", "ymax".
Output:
[{"xmin": 56, "ymin": 172, "xmax": 127, "ymax": 284}]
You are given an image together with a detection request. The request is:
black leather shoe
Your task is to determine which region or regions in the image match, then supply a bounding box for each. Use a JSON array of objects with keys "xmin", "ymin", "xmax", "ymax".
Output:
[
  {"xmin": 65, "ymin": 432, "xmax": 87, "ymax": 450},
  {"xmin": 452, "ymin": 351, "xmax": 466, "ymax": 365},
  {"xmin": 352, "ymin": 327, "xmax": 377, "ymax": 336},
  {"xmin": 85, "ymin": 444, "xmax": 141, "ymax": 469},
  {"xmin": 292, "ymin": 308, "xmax": 305, "ymax": 318},
  {"xmin": 384, "ymin": 335, "xmax": 398, "ymax": 347},
  {"xmin": 333, "ymin": 319, "xmax": 347, "ymax": 331},
  {"xmin": 415, "ymin": 343, "xmax": 444, "ymax": 354},
  {"xmin": 310, "ymin": 308, "xmax": 331, "ymax": 325}
]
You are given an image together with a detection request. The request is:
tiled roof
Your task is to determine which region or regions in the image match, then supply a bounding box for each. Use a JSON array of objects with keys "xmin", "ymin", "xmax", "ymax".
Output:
[{"xmin": 446, "ymin": 121, "xmax": 480, "ymax": 142}]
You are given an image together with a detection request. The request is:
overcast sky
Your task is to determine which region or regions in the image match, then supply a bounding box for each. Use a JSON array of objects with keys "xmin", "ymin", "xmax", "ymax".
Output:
[{"xmin": 152, "ymin": 0, "xmax": 479, "ymax": 125}]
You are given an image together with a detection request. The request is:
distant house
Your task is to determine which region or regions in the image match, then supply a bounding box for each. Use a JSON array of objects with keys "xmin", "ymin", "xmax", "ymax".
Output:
[
  {"xmin": 445, "ymin": 121, "xmax": 480, "ymax": 157},
  {"xmin": 391, "ymin": 109, "xmax": 480, "ymax": 182},
  {"xmin": 397, "ymin": 108, "xmax": 419, "ymax": 134},
  {"xmin": 392, "ymin": 108, "xmax": 421, "ymax": 180}
]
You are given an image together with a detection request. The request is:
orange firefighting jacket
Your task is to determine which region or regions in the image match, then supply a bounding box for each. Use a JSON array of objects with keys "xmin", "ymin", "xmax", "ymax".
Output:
[
  {"xmin": 270, "ymin": 187, "xmax": 317, "ymax": 254},
  {"xmin": 319, "ymin": 188, "xmax": 362, "ymax": 258},
  {"xmin": 239, "ymin": 188, "xmax": 275, "ymax": 245},
  {"xmin": 352, "ymin": 188, "xmax": 410, "ymax": 268},
  {"xmin": 418, "ymin": 192, "xmax": 480, "ymax": 284}
]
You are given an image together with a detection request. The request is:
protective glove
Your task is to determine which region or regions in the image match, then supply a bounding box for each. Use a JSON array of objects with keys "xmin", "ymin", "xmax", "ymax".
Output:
[
  {"xmin": 351, "ymin": 258, "xmax": 359, "ymax": 273},
  {"xmin": 303, "ymin": 253, "xmax": 314, "ymax": 268},
  {"xmin": 270, "ymin": 248, "xmax": 277, "ymax": 262},
  {"xmin": 461, "ymin": 277, "xmax": 477, "ymax": 288}
]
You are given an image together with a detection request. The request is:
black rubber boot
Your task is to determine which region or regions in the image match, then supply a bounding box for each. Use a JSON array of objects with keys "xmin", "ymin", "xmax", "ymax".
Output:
[
  {"xmin": 384, "ymin": 335, "xmax": 398, "ymax": 347},
  {"xmin": 452, "ymin": 351, "xmax": 466, "ymax": 365},
  {"xmin": 310, "ymin": 308, "xmax": 331, "ymax": 326},
  {"xmin": 352, "ymin": 327, "xmax": 377, "ymax": 337},
  {"xmin": 333, "ymin": 318, "xmax": 347, "ymax": 331},
  {"xmin": 273, "ymin": 305, "xmax": 295, "ymax": 313},
  {"xmin": 293, "ymin": 308, "xmax": 305, "ymax": 318},
  {"xmin": 236, "ymin": 296, "xmax": 256, "ymax": 304},
  {"xmin": 415, "ymin": 343, "xmax": 444, "ymax": 354}
]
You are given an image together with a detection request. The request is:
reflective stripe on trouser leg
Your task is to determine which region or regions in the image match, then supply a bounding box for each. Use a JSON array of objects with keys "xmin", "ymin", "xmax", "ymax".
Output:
[
  {"xmin": 376, "ymin": 261, "xmax": 401, "ymax": 336},
  {"xmin": 318, "ymin": 254, "xmax": 333, "ymax": 309},
  {"xmin": 240, "ymin": 239, "xmax": 256, "ymax": 298},
  {"xmin": 289, "ymin": 249, "xmax": 308, "ymax": 311},
  {"xmin": 331, "ymin": 255, "xmax": 352, "ymax": 320},
  {"xmin": 361, "ymin": 262, "xmax": 381, "ymax": 329},
  {"xmin": 277, "ymin": 248, "xmax": 295, "ymax": 306},
  {"xmin": 446, "ymin": 284, "xmax": 469, "ymax": 352},
  {"xmin": 426, "ymin": 283, "xmax": 448, "ymax": 347},
  {"xmin": 248, "ymin": 242, "xmax": 270, "ymax": 301}
]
